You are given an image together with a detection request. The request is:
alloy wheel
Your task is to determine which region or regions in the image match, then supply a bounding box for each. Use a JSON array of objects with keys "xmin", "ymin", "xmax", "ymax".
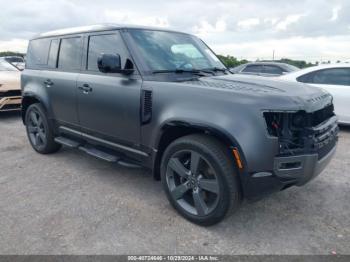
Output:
[
  {"xmin": 27, "ymin": 109, "xmax": 47, "ymax": 148},
  {"xmin": 166, "ymin": 150, "xmax": 220, "ymax": 216}
]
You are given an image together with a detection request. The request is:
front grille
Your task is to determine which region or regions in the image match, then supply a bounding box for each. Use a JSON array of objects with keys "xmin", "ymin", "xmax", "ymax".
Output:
[
  {"xmin": 264, "ymin": 105, "xmax": 338, "ymax": 158},
  {"xmin": 317, "ymin": 137, "xmax": 336, "ymax": 160},
  {"xmin": 311, "ymin": 104, "xmax": 334, "ymax": 126},
  {"xmin": 0, "ymin": 90, "xmax": 22, "ymax": 98},
  {"xmin": 0, "ymin": 103, "xmax": 21, "ymax": 111}
]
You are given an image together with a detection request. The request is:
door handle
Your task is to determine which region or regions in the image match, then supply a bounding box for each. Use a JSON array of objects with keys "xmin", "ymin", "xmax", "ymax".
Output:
[
  {"xmin": 78, "ymin": 84, "xmax": 93, "ymax": 94},
  {"xmin": 44, "ymin": 79, "xmax": 54, "ymax": 87}
]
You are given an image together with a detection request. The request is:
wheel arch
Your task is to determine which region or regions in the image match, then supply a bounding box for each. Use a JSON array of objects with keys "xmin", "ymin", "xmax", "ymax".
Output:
[
  {"xmin": 152, "ymin": 120, "xmax": 247, "ymax": 182},
  {"xmin": 21, "ymin": 94, "xmax": 48, "ymax": 124}
]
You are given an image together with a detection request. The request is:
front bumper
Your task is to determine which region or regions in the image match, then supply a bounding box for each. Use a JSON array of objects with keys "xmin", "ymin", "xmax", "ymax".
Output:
[
  {"xmin": 242, "ymin": 116, "xmax": 338, "ymax": 200},
  {"xmin": 0, "ymin": 96, "xmax": 22, "ymax": 111},
  {"xmin": 242, "ymin": 142, "xmax": 337, "ymax": 200},
  {"xmin": 273, "ymin": 144, "xmax": 336, "ymax": 186}
]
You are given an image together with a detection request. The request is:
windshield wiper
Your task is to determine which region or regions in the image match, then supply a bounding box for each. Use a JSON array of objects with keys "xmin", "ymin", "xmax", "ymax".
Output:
[
  {"xmin": 205, "ymin": 67, "xmax": 229, "ymax": 74},
  {"xmin": 152, "ymin": 69, "xmax": 209, "ymax": 77}
]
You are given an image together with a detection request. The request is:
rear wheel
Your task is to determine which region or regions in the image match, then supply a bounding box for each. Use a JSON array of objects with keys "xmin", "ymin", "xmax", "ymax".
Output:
[
  {"xmin": 25, "ymin": 103, "xmax": 61, "ymax": 154},
  {"xmin": 161, "ymin": 134, "xmax": 241, "ymax": 226}
]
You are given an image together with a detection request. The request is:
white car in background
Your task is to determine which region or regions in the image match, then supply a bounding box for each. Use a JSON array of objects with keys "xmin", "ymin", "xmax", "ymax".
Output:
[{"xmin": 280, "ymin": 64, "xmax": 350, "ymax": 125}]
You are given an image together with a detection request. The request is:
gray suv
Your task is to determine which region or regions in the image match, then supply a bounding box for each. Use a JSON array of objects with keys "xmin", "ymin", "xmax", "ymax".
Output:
[{"xmin": 21, "ymin": 25, "xmax": 338, "ymax": 226}]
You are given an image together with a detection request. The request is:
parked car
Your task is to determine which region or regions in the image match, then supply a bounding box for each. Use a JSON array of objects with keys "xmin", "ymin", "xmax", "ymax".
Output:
[
  {"xmin": 280, "ymin": 64, "xmax": 350, "ymax": 125},
  {"xmin": 230, "ymin": 62, "xmax": 299, "ymax": 76},
  {"xmin": 0, "ymin": 59, "xmax": 22, "ymax": 111},
  {"xmin": 3, "ymin": 56, "xmax": 25, "ymax": 71},
  {"xmin": 22, "ymin": 25, "xmax": 338, "ymax": 226}
]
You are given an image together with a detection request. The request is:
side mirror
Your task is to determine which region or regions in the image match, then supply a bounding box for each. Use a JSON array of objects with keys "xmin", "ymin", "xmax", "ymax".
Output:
[
  {"xmin": 98, "ymin": 53, "xmax": 121, "ymax": 73},
  {"xmin": 97, "ymin": 54, "xmax": 135, "ymax": 75}
]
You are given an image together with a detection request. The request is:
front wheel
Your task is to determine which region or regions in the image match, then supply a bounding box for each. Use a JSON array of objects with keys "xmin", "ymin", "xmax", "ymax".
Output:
[
  {"xmin": 161, "ymin": 134, "xmax": 241, "ymax": 226},
  {"xmin": 25, "ymin": 103, "xmax": 61, "ymax": 154}
]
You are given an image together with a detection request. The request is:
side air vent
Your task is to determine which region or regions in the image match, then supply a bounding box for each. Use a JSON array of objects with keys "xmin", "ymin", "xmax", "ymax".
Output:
[{"xmin": 141, "ymin": 89, "xmax": 152, "ymax": 124}]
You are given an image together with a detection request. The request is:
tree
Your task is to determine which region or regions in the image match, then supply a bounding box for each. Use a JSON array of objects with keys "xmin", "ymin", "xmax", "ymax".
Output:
[
  {"xmin": 217, "ymin": 55, "xmax": 247, "ymax": 68},
  {"xmin": 0, "ymin": 51, "xmax": 25, "ymax": 58},
  {"xmin": 272, "ymin": 58, "xmax": 316, "ymax": 69}
]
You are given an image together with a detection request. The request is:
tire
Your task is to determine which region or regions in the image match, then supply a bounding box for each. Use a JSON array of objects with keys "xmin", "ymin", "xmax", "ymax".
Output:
[
  {"xmin": 25, "ymin": 103, "xmax": 61, "ymax": 154},
  {"xmin": 161, "ymin": 134, "xmax": 241, "ymax": 226}
]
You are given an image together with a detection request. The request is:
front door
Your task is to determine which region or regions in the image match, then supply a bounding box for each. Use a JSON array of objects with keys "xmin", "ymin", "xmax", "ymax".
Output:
[{"xmin": 77, "ymin": 31, "xmax": 142, "ymax": 146}]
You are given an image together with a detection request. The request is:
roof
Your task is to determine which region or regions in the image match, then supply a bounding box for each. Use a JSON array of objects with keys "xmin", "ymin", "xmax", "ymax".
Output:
[
  {"xmin": 32, "ymin": 24, "xmax": 189, "ymax": 40},
  {"xmin": 230, "ymin": 61, "xmax": 299, "ymax": 73},
  {"xmin": 243, "ymin": 62, "xmax": 296, "ymax": 67}
]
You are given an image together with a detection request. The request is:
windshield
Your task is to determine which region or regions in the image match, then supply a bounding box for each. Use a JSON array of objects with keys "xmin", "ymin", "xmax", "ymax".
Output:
[
  {"xmin": 128, "ymin": 29, "xmax": 226, "ymax": 72},
  {"xmin": 0, "ymin": 60, "xmax": 18, "ymax": 71},
  {"xmin": 285, "ymin": 64, "xmax": 300, "ymax": 72},
  {"xmin": 5, "ymin": 57, "xmax": 24, "ymax": 63}
]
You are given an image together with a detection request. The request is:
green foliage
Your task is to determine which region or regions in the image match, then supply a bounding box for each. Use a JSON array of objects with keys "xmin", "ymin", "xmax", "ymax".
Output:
[
  {"xmin": 217, "ymin": 55, "xmax": 248, "ymax": 68},
  {"xmin": 275, "ymin": 58, "xmax": 316, "ymax": 69},
  {"xmin": 218, "ymin": 54, "xmax": 317, "ymax": 69},
  {"xmin": 0, "ymin": 51, "xmax": 25, "ymax": 58}
]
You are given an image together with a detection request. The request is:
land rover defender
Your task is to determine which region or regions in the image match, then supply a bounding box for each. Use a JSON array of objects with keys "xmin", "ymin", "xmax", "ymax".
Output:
[{"xmin": 21, "ymin": 25, "xmax": 338, "ymax": 225}]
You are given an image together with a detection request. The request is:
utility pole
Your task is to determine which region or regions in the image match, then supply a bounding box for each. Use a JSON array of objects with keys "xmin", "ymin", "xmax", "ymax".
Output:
[{"xmin": 272, "ymin": 50, "xmax": 275, "ymax": 61}]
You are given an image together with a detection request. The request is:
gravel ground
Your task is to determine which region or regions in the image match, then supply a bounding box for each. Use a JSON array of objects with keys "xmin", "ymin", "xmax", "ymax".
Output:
[{"xmin": 0, "ymin": 111, "xmax": 349, "ymax": 255}]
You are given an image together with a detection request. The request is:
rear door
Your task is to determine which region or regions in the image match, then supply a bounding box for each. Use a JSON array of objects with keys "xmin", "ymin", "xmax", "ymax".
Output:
[
  {"xmin": 44, "ymin": 36, "xmax": 83, "ymax": 129},
  {"xmin": 76, "ymin": 31, "xmax": 142, "ymax": 146}
]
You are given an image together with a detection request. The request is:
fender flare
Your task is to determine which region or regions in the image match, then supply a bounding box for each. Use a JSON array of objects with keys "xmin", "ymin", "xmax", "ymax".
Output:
[
  {"xmin": 152, "ymin": 119, "xmax": 248, "ymax": 180},
  {"xmin": 21, "ymin": 93, "xmax": 50, "ymax": 123}
]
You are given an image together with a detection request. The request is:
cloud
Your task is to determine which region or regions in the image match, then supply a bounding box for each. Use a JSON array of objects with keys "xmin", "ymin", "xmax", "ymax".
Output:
[
  {"xmin": 104, "ymin": 10, "xmax": 169, "ymax": 28},
  {"xmin": 0, "ymin": 0, "xmax": 349, "ymax": 61},
  {"xmin": 276, "ymin": 14, "xmax": 303, "ymax": 31},
  {"xmin": 237, "ymin": 18, "xmax": 260, "ymax": 30},
  {"xmin": 330, "ymin": 5, "xmax": 341, "ymax": 21},
  {"xmin": 211, "ymin": 35, "xmax": 350, "ymax": 63},
  {"xmin": 193, "ymin": 20, "xmax": 227, "ymax": 37}
]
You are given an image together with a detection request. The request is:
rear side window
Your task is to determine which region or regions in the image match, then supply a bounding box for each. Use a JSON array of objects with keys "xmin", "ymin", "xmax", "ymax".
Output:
[
  {"xmin": 58, "ymin": 37, "xmax": 82, "ymax": 70},
  {"xmin": 48, "ymin": 39, "xmax": 59, "ymax": 68},
  {"xmin": 26, "ymin": 39, "xmax": 51, "ymax": 67},
  {"xmin": 87, "ymin": 33, "xmax": 127, "ymax": 71},
  {"xmin": 263, "ymin": 65, "xmax": 283, "ymax": 75},
  {"xmin": 298, "ymin": 68, "xmax": 350, "ymax": 86},
  {"xmin": 242, "ymin": 65, "xmax": 263, "ymax": 73}
]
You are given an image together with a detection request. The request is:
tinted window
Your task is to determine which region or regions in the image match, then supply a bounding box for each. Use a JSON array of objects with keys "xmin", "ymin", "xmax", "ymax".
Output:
[
  {"xmin": 298, "ymin": 68, "xmax": 350, "ymax": 86},
  {"xmin": 242, "ymin": 65, "xmax": 263, "ymax": 73},
  {"xmin": 48, "ymin": 39, "xmax": 59, "ymax": 68},
  {"xmin": 58, "ymin": 37, "xmax": 82, "ymax": 70},
  {"xmin": 5, "ymin": 57, "xmax": 24, "ymax": 63},
  {"xmin": 263, "ymin": 65, "xmax": 283, "ymax": 75},
  {"xmin": 26, "ymin": 39, "xmax": 51, "ymax": 67},
  {"xmin": 87, "ymin": 33, "xmax": 127, "ymax": 71}
]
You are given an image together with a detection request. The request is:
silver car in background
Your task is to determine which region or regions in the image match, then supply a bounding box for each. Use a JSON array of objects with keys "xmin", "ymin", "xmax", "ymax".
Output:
[
  {"xmin": 280, "ymin": 64, "xmax": 350, "ymax": 125},
  {"xmin": 230, "ymin": 62, "xmax": 299, "ymax": 76}
]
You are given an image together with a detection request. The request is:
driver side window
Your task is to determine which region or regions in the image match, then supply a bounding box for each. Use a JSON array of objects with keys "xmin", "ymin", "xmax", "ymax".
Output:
[{"xmin": 87, "ymin": 33, "xmax": 128, "ymax": 72}]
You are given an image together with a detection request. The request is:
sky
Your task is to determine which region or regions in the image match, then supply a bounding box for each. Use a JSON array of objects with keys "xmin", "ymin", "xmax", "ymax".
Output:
[{"xmin": 0, "ymin": 0, "xmax": 349, "ymax": 62}]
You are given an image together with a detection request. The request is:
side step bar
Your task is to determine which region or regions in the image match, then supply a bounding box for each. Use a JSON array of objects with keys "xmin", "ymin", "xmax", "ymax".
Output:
[
  {"xmin": 54, "ymin": 136, "xmax": 141, "ymax": 168},
  {"xmin": 79, "ymin": 146, "xmax": 119, "ymax": 162},
  {"xmin": 54, "ymin": 137, "xmax": 80, "ymax": 148}
]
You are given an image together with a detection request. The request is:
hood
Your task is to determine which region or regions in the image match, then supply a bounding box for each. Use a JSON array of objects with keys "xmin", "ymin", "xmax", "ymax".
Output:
[
  {"xmin": 0, "ymin": 71, "xmax": 21, "ymax": 92},
  {"xmin": 183, "ymin": 73, "xmax": 332, "ymax": 112}
]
